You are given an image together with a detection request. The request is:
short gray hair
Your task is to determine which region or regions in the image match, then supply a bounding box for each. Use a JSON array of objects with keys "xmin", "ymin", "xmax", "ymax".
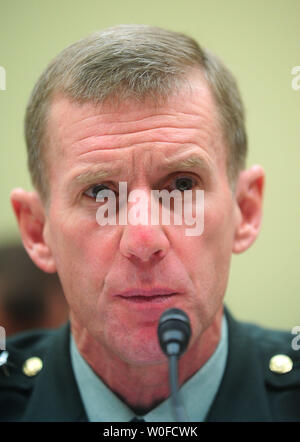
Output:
[{"xmin": 25, "ymin": 24, "xmax": 247, "ymax": 201}]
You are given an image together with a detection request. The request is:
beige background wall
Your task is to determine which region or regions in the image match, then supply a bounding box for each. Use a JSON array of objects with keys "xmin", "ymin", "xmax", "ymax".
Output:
[{"xmin": 0, "ymin": 0, "xmax": 299, "ymax": 330}]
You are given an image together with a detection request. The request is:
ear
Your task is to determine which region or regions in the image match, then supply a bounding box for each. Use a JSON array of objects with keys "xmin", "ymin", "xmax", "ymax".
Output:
[
  {"xmin": 232, "ymin": 165, "xmax": 265, "ymax": 254},
  {"xmin": 10, "ymin": 188, "xmax": 56, "ymax": 273}
]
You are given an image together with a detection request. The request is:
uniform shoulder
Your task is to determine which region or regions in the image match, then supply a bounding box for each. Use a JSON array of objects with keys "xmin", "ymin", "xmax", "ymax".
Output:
[
  {"xmin": 230, "ymin": 315, "xmax": 300, "ymax": 398},
  {"xmin": 236, "ymin": 317, "xmax": 300, "ymax": 360},
  {"xmin": 4, "ymin": 327, "xmax": 57, "ymax": 366},
  {"xmin": 0, "ymin": 327, "xmax": 64, "ymax": 421}
]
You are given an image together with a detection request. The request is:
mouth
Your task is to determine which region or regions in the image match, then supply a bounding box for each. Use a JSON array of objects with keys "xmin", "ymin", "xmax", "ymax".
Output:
[
  {"xmin": 114, "ymin": 288, "xmax": 180, "ymax": 306},
  {"xmin": 119, "ymin": 294, "xmax": 177, "ymax": 304}
]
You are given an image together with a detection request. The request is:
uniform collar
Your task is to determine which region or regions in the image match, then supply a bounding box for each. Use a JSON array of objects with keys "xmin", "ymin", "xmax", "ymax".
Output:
[{"xmin": 70, "ymin": 315, "xmax": 228, "ymax": 422}]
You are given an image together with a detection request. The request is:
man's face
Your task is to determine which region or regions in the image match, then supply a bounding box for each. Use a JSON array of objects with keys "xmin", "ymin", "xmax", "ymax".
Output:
[{"xmin": 43, "ymin": 74, "xmax": 238, "ymax": 365}]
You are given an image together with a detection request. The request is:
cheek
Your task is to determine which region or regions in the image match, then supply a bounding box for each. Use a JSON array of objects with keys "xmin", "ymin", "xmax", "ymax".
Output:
[
  {"xmin": 204, "ymin": 192, "xmax": 235, "ymax": 250},
  {"xmin": 186, "ymin": 196, "xmax": 235, "ymax": 296},
  {"xmin": 46, "ymin": 213, "xmax": 112, "ymax": 314}
]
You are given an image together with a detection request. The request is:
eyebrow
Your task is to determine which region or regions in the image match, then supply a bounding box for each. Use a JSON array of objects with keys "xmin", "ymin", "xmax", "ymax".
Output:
[
  {"xmin": 74, "ymin": 163, "xmax": 122, "ymax": 185},
  {"xmin": 162, "ymin": 155, "xmax": 211, "ymax": 172}
]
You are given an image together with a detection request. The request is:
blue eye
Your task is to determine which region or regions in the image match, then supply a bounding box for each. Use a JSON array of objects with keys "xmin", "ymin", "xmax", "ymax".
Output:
[{"xmin": 84, "ymin": 184, "xmax": 111, "ymax": 199}]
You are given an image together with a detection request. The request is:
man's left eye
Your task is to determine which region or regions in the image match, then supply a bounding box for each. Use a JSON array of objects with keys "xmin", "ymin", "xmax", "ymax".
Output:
[{"xmin": 173, "ymin": 177, "xmax": 195, "ymax": 191}]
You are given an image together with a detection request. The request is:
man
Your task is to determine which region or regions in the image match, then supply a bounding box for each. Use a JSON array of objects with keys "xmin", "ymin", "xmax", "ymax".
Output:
[{"xmin": 1, "ymin": 24, "xmax": 299, "ymax": 422}]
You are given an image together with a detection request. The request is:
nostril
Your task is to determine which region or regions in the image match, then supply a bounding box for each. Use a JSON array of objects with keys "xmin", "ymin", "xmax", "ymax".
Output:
[
  {"xmin": 120, "ymin": 225, "xmax": 170, "ymax": 262},
  {"xmin": 130, "ymin": 248, "xmax": 165, "ymax": 263},
  {"xmin": 154, "ymin": 249, "xmax": 165, "ymax": 259}
]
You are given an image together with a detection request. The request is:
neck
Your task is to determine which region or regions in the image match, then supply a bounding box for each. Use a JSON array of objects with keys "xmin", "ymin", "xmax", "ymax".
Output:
[{"xmin": 71, "ymin": 306, "xmax": 223, "ymax": 413}]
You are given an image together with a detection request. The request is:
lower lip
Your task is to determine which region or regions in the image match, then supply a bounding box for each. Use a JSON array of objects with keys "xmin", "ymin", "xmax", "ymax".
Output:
[
  {"xmin": 117, "ymin": 293, "xmax": 179, "ymax": 310},
  {"xmin": 119, "ymin": 294, "xmax": 176, "ymax": 303}
]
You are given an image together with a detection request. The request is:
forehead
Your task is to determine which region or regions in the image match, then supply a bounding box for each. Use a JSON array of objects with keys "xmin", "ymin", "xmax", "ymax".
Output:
[{"xmin": 45, "ymin": 73, "xmax": 226, "ymax": 175}]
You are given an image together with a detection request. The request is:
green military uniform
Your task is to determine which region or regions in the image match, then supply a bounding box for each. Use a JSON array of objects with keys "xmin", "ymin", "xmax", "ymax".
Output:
[{"xmin": 1, "ymin": 309, "xmax": 300, "ymax": 421}]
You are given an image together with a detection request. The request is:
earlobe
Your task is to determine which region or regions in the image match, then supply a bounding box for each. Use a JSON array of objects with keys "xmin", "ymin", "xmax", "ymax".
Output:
[
  {"xmin": 232, "ymin": 165, "xmax": 265, "ymax": 254},
  {"xmin": 10, "ymin": 188, "xmax": 56, "ymax": 273}
]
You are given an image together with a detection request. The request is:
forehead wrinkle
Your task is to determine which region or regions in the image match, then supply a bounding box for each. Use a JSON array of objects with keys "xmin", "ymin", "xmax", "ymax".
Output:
[
  {"xmin": 68, "ymin": 112, "xmax": 202, "ymax": 142},
  {"xmin": 72, "ymin": 126, "xmax": 204, "ymax": 155}
]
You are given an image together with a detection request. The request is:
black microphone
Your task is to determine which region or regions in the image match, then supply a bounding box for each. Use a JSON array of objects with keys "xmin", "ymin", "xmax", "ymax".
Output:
[{"xmin": 158, "ymin": 308, "xmax": 191, "ymax": 422}]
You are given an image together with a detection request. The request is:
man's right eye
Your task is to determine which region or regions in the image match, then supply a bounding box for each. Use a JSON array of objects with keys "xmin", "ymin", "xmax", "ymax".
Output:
[{"xmin": 84, "ymin": 184, "xmax": 111, "ymax": 199}]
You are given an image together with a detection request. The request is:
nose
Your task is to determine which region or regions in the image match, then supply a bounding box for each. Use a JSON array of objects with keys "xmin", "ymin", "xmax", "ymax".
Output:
[{"xmin": 119, "ymin": 224, "xmax": 170, "ymax": 263}]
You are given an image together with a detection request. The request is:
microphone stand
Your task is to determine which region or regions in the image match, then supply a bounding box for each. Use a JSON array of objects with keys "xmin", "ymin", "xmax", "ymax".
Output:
[{"xmin": 168, "ymin": 353, "xmax": 188, "ymax": 422}]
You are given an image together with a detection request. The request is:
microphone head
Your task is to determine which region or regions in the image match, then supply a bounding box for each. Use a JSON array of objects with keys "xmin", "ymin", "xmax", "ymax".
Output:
[{"xmin": 158, "ymin": 308, "xmax": 191, "ymax": 357}]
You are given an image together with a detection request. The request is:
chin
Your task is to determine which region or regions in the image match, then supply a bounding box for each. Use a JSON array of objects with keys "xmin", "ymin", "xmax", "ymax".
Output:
[
  {"xmin": 120, "ymin": 347, "xmax": 166, "ymax": 367},
  {"xmin": 109, "ymin": 329, "xmax": 167, "ymax": 367}
]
